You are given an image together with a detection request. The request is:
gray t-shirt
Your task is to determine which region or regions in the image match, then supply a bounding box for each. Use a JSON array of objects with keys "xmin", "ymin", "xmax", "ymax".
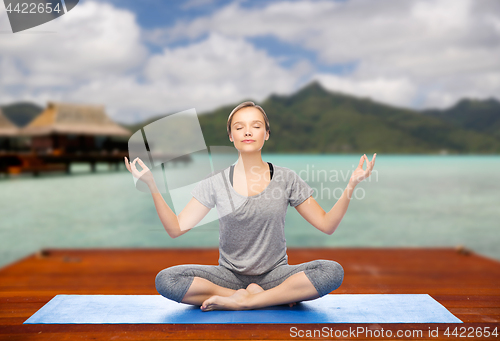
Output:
[{"xmin": 191, "ymin": 164, "xmax": 314, "ymax": 275}]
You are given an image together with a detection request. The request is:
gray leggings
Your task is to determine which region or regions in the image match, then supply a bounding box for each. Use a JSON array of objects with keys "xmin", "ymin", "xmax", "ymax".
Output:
[{"xmin": 155, "ymin": 259, "xmax": 344, "ymax": 303}]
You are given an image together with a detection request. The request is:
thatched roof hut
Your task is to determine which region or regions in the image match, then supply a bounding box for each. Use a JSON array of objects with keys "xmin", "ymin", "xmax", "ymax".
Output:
[
  {"xmin": 21, "ymin": 102, "xmax": 131, "ymax": 136},
  {"xmin": 0, "ymin": 108, "xmax": 20, "ymax": 136}
]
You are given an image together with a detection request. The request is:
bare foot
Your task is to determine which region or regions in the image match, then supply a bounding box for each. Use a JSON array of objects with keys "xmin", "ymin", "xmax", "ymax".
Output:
[
  {"xmin": 201, "ymin": 289, "xmax": 251, "ymax": 311},
  {"xmin": 201, "ymin": 283, "xmax": 298, "ymax": 311},
  {"xmin": 245, "ymin": 283, "xmax": 264, "ymax": 294},
  {"xmin": 246, "ymin": 283, "xmax": 295, "ymax": 307}
]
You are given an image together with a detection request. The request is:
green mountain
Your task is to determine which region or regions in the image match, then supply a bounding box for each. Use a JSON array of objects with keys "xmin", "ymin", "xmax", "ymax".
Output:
[
  {"xmin": 3, "ymin": 81, "xmax": 500, "ymax": 154},
  {"xmin": 195, "ymin": 81, "xmax": 500, "ymax": 154},
  {"xmin": 1, "ymin": 102, "xmax": 43, "ymax": 127},
  {"xmin": 422, "ymin": 98, "xmax": 500, "ymax": 140}
]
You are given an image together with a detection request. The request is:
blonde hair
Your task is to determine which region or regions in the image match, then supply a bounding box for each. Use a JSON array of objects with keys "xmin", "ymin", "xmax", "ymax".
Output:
[{"xmin": 227, "ymin": 101, "xmax": 270, "ymax": 137}]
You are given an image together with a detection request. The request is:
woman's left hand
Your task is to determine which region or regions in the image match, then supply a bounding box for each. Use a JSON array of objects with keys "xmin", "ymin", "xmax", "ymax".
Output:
[{"xmin": 349, "ymin": 153, "xmax": 376, "ymax": 187}]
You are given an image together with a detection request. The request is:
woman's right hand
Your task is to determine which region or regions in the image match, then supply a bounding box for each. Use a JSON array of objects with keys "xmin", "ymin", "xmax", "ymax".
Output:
[{"xmin": 124, "ymin": 156, "xmax": 156, "ymax": 187}]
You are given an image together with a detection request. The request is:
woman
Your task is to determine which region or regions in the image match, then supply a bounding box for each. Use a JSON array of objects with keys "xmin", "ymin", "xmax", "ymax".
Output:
[{"xmin": 125, "ymin": 101, "xmax": 376, "ymax": 311}]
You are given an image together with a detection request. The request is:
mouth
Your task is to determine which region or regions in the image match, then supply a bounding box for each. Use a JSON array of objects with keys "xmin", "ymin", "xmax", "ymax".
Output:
[{"xmin": 242, "ymin": 140, "xmax": 255, "ymax": 143}]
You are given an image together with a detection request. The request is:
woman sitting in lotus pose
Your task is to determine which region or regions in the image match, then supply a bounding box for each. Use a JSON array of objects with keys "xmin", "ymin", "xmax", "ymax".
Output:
[{"xmin": 125, "ymin": 101, "xmax": 376, "ymax": 311}]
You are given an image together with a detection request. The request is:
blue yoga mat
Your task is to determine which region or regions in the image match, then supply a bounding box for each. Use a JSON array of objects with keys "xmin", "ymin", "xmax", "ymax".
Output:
[{"xmin": 24, "ymin": 294, "xmax": 462, "ymax": 324}]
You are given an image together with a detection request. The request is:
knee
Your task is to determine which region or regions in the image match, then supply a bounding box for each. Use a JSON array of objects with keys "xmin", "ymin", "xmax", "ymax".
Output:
[
  {"xmin": 332, "ymin": 260, "xmax": 344, "ymax": 282},
  {"xmin": 155, "ymin": 268, "xmax": 176, "ymax": 300},
  {"xmin": 324, "ymin": 260, "xmax": 344, "ymax": 290},
  {"xmin": 314, "ymin": 260, "xmax": 344, "ymax": 294},
  {"xmin": 155, "ymin": 266, "xmax": 192, "ymax": 303}
]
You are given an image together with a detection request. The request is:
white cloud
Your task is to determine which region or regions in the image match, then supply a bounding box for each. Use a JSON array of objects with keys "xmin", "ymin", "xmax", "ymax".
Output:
[
  {"xmin": 155, "ymin": 0, "xmax": 500, "ymax": 108},
  {"xmin": 145, "ymin": 32, "xmax": 309, "ymax": 94},
  {"xmin": 0, "ymin": 1, "xmax": 311, "ymax": 123},
  {"xmin": 0, "ymin": 1, "xmax": 147, "ymax": 83},
  {"xmin": 0, "ymin": 1, "xmax": 150, "ymax": 123},
  {"xmin": 420, "ymin": 71, "xmax": 500, "ymax": 108},
  {"xmin": 315, "ymin": 74, "xmax": 417, "ymax": 108},
  {"xmin": 2, "ymin": 0, "xmax": 500, "ymax": 124},
  {"xmin": 74, "ymin": 32, "xmax": 312, "ymax": 123}
]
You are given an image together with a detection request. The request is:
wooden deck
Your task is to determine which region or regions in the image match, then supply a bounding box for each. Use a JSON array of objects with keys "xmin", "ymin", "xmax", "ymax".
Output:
[
  {"xmin": 0, "ymin": 247, "xmax": 499, "ymax": 340},
  {"xmin": 0, "ymin": 151, "xmax": 192, "ymax": 176}
]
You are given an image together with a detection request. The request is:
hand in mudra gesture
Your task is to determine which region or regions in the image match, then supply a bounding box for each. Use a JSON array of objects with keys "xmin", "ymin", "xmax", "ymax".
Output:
[
  {"xmin": 124, "ymin": 156, "xmax": 155, "ymax": 187},
  {"xmin": 349, "ymin": 153, "xmax": 376, "ymax": 186}
]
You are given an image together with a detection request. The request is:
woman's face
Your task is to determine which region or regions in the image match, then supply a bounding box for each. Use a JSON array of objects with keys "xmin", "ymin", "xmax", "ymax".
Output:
[{"xmin": 229, "ymin": 107, "xmax": 269, "ymax": 152}]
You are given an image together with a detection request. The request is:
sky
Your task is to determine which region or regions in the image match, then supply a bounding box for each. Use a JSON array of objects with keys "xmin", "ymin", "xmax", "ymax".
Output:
[{"xmin": 1, "ymin": 0, "xmax": 499, "ymax": 124}]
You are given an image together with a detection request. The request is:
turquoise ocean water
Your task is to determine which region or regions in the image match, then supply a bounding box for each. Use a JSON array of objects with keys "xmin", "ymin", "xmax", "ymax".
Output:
[{"xmin": 0, "ymin": 154, "xmax": 499, "ymax": 269}]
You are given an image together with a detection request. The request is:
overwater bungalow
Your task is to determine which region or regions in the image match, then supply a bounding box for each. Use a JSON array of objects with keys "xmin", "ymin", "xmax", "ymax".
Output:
[
  {"xmin": 20, "ymin": 101, "xmax": 131, "ymax": 154},
  {"xmin": 1, "ymin": 101, "xmax": 191, "ymax": 175},
  {"xmin": 0, "ymin": 102, "xmax": 133, "ymax": 175},
  {"xmin": 0, "ymin": 108, "xmax": 24, "ymax": 152}
]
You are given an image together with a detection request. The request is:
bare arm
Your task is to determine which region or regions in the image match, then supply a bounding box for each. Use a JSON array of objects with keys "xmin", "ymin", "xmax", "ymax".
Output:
[
  {"xmin": 295, "ymin": 153, "xmax": 376, "ymax": 235},
  {"xmin": 148, "ymin": 182, "xmax": 211, "ymax": 238},
  {"xmin": 294, "ymin": 182, "xmax": 355, "ymax": 235},
  {"xmin": 125, "ymin": 157, "xmax": 211, "ymax": 239}
]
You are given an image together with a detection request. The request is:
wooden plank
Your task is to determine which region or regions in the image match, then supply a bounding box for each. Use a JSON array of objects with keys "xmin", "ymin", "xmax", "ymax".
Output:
[{"xmin": 0, "ymin": 248, "xmax": 499, "ymax": 340}]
